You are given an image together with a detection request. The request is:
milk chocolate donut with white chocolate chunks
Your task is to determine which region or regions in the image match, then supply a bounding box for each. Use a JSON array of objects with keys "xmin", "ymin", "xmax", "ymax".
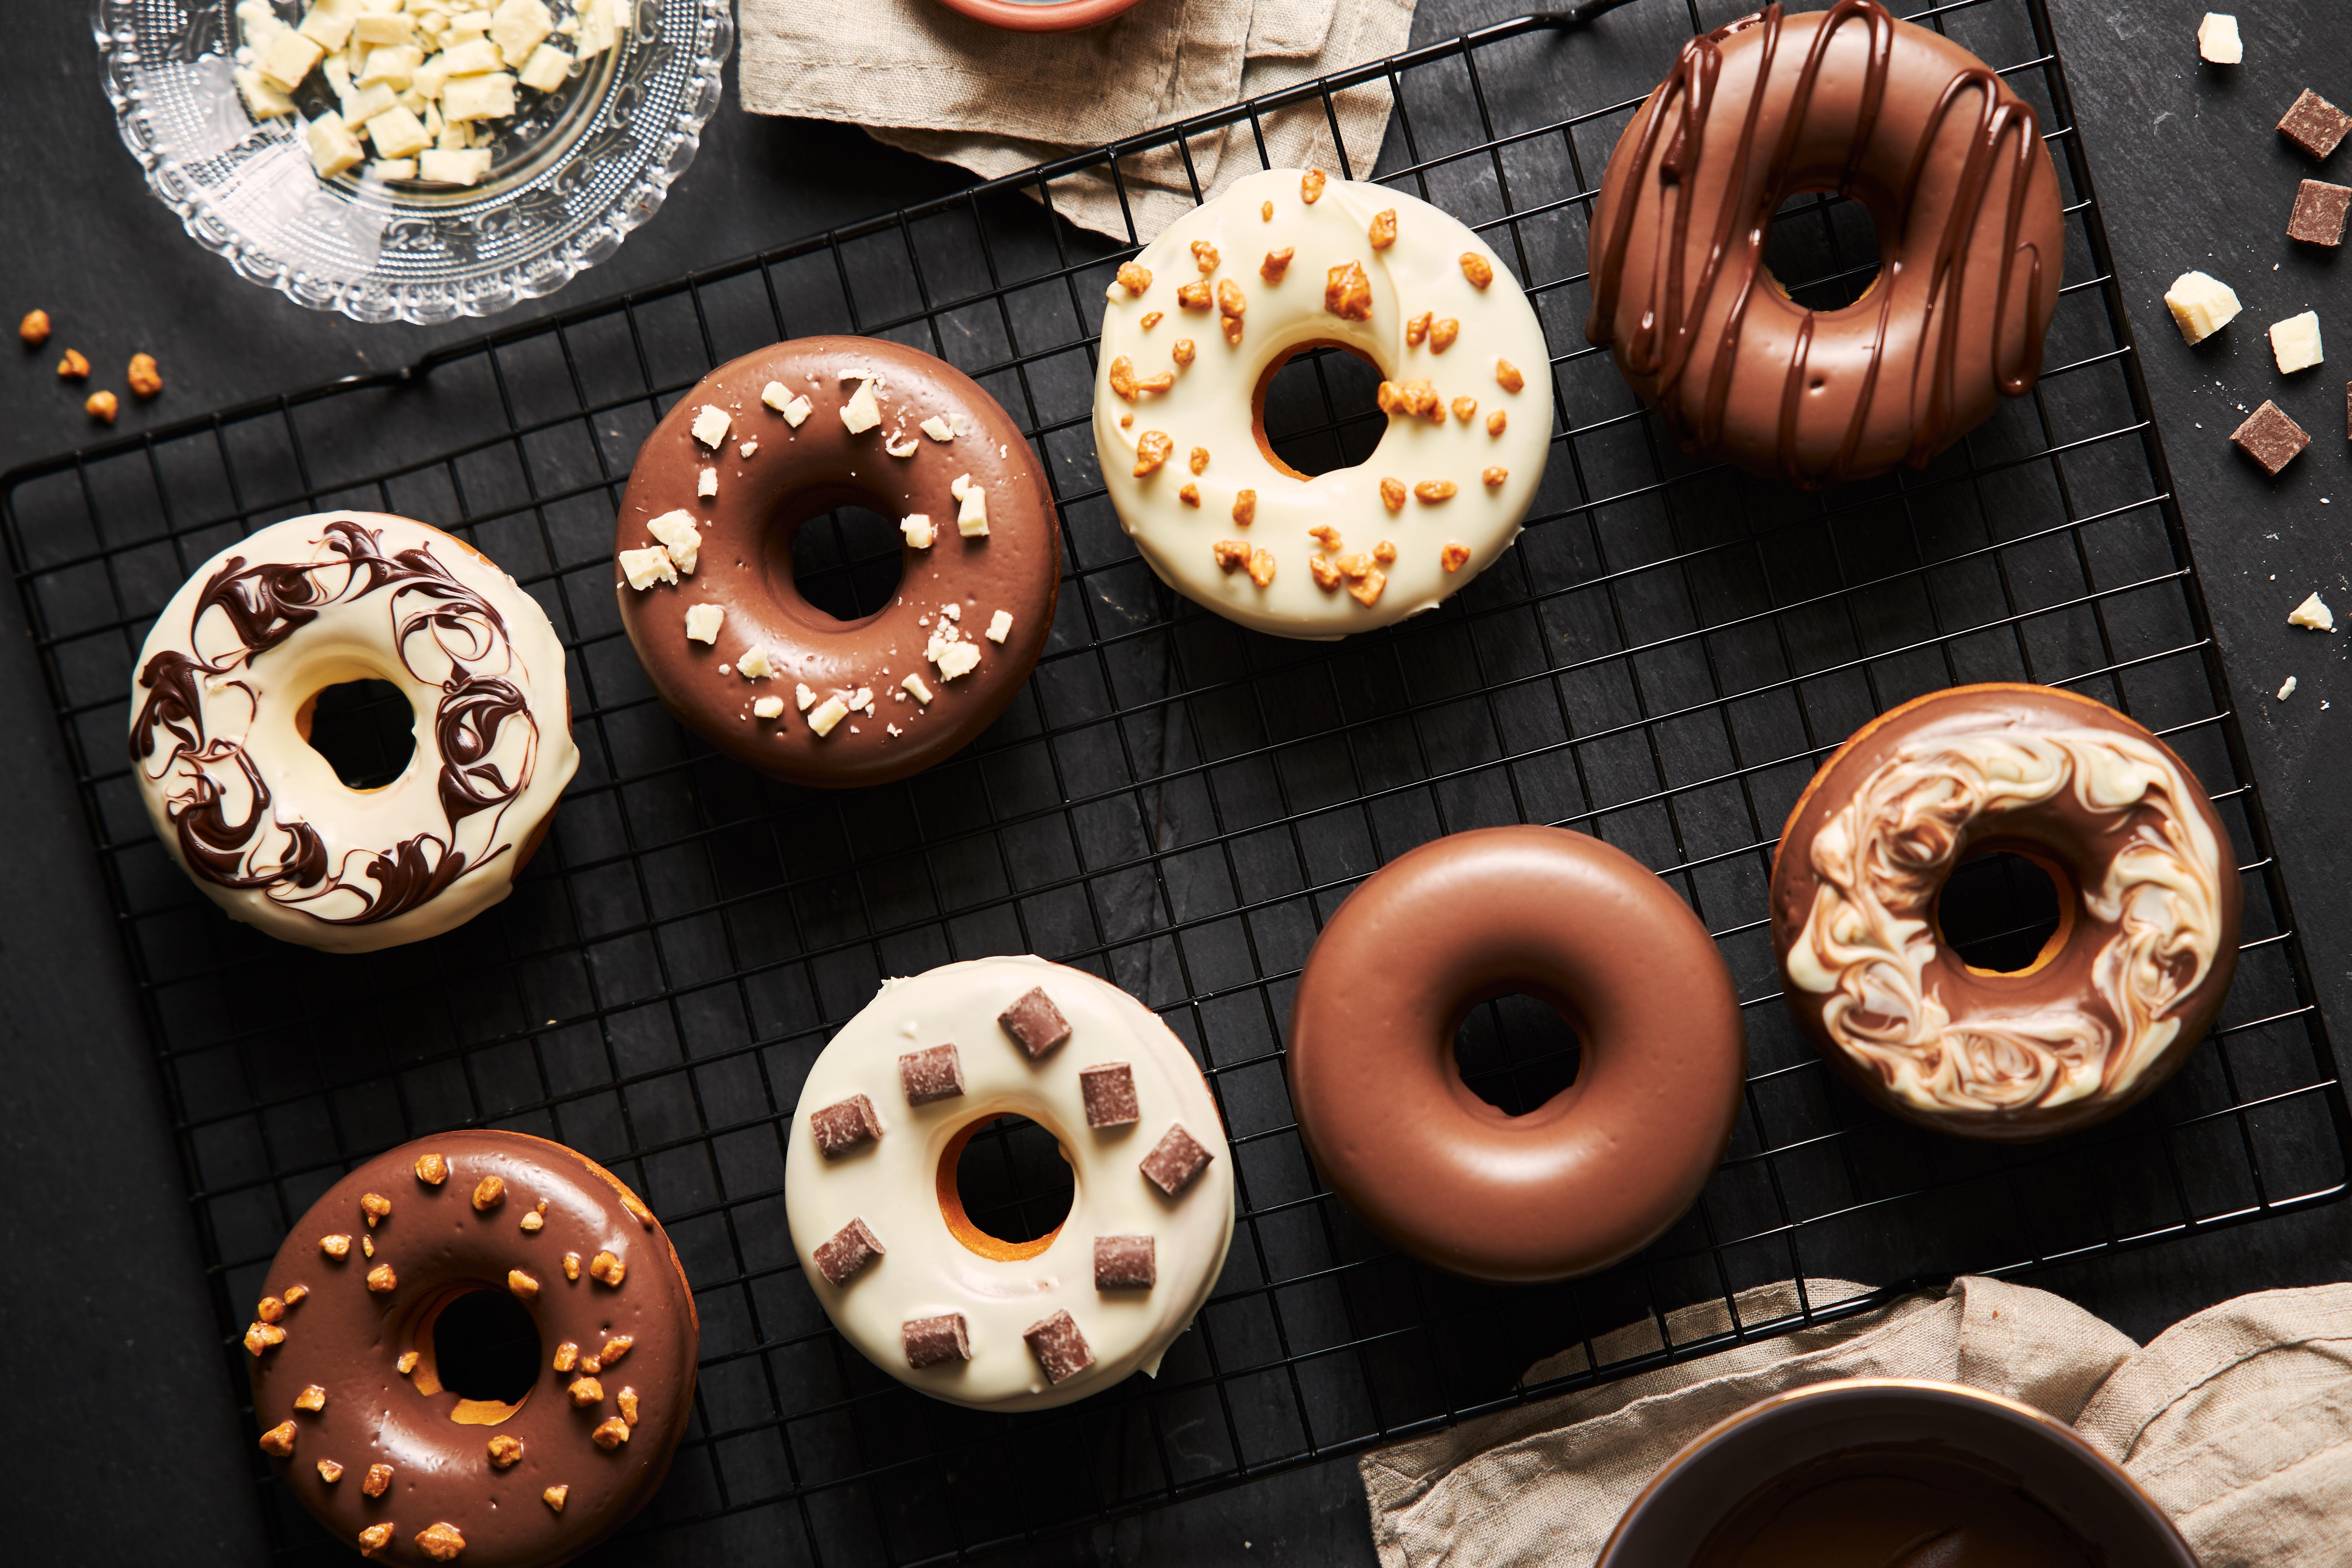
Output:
[
  {"xmin": 1771, "ymin": 685, "xmax": 2241, "ymax": 1141},
  {"xmin": 614, "ymin": 337, "xmax": 1058, "ymax": 789},
  {"xmin": 1587, "ymin": 1, "xmax": 2067, "ymax": 487},
  {"xmin": 244, "ymin": 1131, "xmax": 698, "ymax": 1566}
]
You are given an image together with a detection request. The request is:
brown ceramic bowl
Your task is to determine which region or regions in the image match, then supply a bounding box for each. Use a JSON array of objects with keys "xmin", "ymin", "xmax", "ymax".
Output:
[
  {"xmin": 1596, "ymin": 1379, "xmax": 2196, "ymax": 1566},
  {"xmin": 934, "ymin": 0, "xmax": 1147, "ymax": 30}
]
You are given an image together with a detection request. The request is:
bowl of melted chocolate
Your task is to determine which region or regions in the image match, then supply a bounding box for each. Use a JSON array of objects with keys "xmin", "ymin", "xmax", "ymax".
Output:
[{"xmin": 1598, "ymin": 1379, "xmax": 2196, "ymax": 1568}]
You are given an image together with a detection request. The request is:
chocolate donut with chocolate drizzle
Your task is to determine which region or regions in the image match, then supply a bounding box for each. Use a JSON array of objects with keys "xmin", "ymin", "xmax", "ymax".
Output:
[{"xmin": 1586, "ymin": 2, "xmax": 2066, "ymax": 486}]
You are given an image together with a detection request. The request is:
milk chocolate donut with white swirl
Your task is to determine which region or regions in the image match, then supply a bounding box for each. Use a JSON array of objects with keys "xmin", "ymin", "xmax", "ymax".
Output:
[
  {"xmin": 614, "ymin": 338, "xmax": 1059, "ymax": 788},
  {"xmin": 1770, "ymin": 685, "xmax": 2240, "ymax": 1141},
  {"xmin": 1587, "ymin": 2, "xmax": 2066, "ymax": 487}
]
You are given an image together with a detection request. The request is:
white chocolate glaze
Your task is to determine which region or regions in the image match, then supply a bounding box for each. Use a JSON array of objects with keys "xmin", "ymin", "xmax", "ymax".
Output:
[
  {"xmin": 1093, "ymin": 168, "xmax": 1552, "ymax": 639},
  {"xmin": 128, "ymin": 513, "xmax": 577, "ymax": 954},
  {"xmin": 784, "ymin": 956, "xmax": 1234, "ymax": 1411},
  {"xmin": 1786, "ymin": 726, "xmax": 2226, "ymax": 1115}
]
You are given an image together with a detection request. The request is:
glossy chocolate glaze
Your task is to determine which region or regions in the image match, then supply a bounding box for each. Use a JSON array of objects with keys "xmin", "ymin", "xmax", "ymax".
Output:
[
  {"xmin": 615, "ymin": 337, "xmax": 1059, "ymax": 788},
  {"xmin": 1771, "ymin": 685, "xmax": 2241, "ymax": 1139},
  {"xmin": 1587, "ymin": 3, "xmax": 2066, "ymax": 486},
  {"xmin": 1287, "ymin": 826, "xmax": 1744, "ymax": 1282},
  {"xmin": 1691, "ymin": 1442, "xmax": 2102, "ymax": 1567},
  {"xmin": 249, "ymin": 1132, "xmax": 697, "ymax": 1567}
]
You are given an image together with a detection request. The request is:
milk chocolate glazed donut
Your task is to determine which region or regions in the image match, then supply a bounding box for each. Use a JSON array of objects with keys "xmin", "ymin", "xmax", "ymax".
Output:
[
  {"xmin": 1587, "ymin": 2, "xmax": 2067, "ymax": 486},
  {"xmin": 1770, "ymin": 685, "xmax": 2241, "ymax": 1141}
]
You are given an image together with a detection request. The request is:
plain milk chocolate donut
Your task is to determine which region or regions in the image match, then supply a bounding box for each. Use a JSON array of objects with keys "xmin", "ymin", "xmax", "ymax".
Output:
[
  {"xmin": 1287, "ymin": 826, "xmax": 1745, "ymax": 1283},
  {"xmin": 614, "ymin": 336, "xmax": 1059, "ymax": 788},
  {"xmin": 1587, "ymin": 1, "xmax": 2066, "ymax": 487},
  {"xmin": 244, "ymin": 1131, "xmax": 697, "ymax": 1566},
  {"xmin": 1770, "ymin": 684, "xmax": 2241, "ymax": 1141}
]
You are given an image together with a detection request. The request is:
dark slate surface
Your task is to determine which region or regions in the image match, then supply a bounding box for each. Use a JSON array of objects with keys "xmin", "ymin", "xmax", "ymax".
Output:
[{"xmin": 3, "ymin": 0, "xmax": 2347, "ymax": 1561}]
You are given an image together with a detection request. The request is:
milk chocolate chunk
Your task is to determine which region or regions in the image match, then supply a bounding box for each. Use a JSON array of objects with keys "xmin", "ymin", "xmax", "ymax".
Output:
[
  {"xmin": 998, "ymin": 986, "xmax": 1072, "ymax": 1060},
  {"xmin": 813, "ymin": 1217, "xmax": 885, "ymax": 1286},
  {"xmin": 897, "ymin": 1043, "xmax": 965, "ymax": 1106},
  {"xmin": 1079, "ymin": 1062, "xmax": 1140, "ymax": 1128},
  {"xmin": 2232, "ymin": 400, "xmax": 2311, "ymax": 474},
  {"xmin": 1094, "ymin": 1235, "xmax": 1157, "ymax": 1289},
  {"xmin": 1139, "ymin": 1123, "xmax": 1214, "ymax": 1196},
  {"xmin": 809, "ymin": 1094, "xmax": 883, "ymax": 1157},
  {"xmin": 2289, "ymin": 180, "xmax": 2352, "ymax": 245},
  {"xmin": 1022, "ymin": 1309, "xmax": 1095, "ymax": 1384},
  {"xmin": 902, "ymin": 1313, "xmax": 971, "ymax": 1368},
  {"xmin": 2280, "ymin": 89, "xmax": 2352, "ymax": 160}
]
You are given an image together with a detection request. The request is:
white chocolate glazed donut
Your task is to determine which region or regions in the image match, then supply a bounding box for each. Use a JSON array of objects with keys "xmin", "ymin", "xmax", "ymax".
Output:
[
  {"xmin": 1092, "ymin": 167, "xmax": 1553, "ymax": 639},
  {"xmin": 128, "ymin": 513, "xmax": 577, "ymax": 954},
  {"xmin": 784, "ymin": 956, "xmax": 1234, "ymax": 1411}
]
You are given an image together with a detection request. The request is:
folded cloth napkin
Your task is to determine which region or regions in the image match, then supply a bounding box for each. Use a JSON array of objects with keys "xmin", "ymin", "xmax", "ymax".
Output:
[
  {"xmin": 1361, "ymin": 1276, "xmax": 2352, "ymax": 1567},
  {"xmin": 737, "ymin": 0, "xmax": 1418, "ymax": 243}
]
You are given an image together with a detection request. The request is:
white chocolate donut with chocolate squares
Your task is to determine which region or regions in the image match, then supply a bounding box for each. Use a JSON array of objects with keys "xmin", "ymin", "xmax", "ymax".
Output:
[
  {"xmin": 1093, "ymin": 166, "xmax": 1552, "ymax": 639},
  {"xmin": 784, "ymin": 956, "xmax": 1234, "ymax": 1411}
]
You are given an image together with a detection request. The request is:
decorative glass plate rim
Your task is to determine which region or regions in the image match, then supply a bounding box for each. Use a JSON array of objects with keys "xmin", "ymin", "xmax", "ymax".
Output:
[{"xmin": 91, "ymin": 0, "xmax": 736, "ymax": 326}]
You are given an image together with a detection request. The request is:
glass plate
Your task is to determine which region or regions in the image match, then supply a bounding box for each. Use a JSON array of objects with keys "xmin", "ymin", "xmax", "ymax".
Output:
[{"xmin": 92, "ymin": 0, "xmax": 734, "ymax": 324}]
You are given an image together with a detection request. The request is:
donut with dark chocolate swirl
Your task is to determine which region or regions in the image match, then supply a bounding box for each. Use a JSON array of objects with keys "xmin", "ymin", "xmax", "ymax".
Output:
[
  {"xmin": 245, "ymin": 1131, "xmax": 698, "ymax": 1567},
  {"xmin": 129, "ymin": 513, "xmax": 576, "ymax": 954},
  {"xmin": 1770, "ymin": 685, "xmax": 2241, "ymax": 1141},
  {"xmin": 1586, "ymin": 2, "xmax": 2066, "ymax": 487},
  {"xmin": 613, "ymin": 337, "xmax": 1059, "ymax": 789}
]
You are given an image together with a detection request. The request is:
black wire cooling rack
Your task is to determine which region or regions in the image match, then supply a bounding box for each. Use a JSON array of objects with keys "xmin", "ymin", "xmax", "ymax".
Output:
[{"xmin": 8, "ymin": 0, "xmax": 2348, "ymax": 1561}]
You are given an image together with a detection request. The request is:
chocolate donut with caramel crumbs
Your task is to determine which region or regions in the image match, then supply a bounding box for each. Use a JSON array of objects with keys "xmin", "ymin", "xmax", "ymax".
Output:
[
  {"xmin": 614, "ymin": 337, "xmax": 1058, "ymax": 788},
  {"xmin": 247, "ymin": 1131, "xmax": 697, "ymax": 1566}
]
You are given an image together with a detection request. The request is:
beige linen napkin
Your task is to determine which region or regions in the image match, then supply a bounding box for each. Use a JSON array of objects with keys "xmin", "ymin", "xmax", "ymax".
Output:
[{"xmin": 737, "ymin": 0, "xmax": 1418, "ymax": 243}]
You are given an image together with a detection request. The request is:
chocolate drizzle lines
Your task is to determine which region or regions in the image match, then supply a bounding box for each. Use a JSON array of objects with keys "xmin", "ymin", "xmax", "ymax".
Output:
[{"xmin": 130, "ymin": 521, "xmax": 537, "ymax": 926}]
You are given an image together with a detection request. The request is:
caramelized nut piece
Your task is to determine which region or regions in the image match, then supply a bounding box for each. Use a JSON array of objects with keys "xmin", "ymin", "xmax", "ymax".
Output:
[
  {"xmin": 1172, "ymin": 339, "xmax": 1195, "ymax": 367},
  {"xmin": 1461, "ymin": 252, "xmax": 1495, "ymax": 288},
  {"xmin": 245, "ymin": 1322, "xmax": 285, "ymax": 1357},
  {"xmin": 414, "ymin": 1152, "xmax": 447, "ymax": 1185},
  {"xmin": 1308, "ymin": 555, "xmax": 1341, "ymax": 591},
  {"xmin": 1216, "ymin": 278, "xmax": 1245, "ymax": 318},
  {"xmin": 362, "ymin": 1235, "xmax": 374, "ymax": 1258},
  {"xmin": 1117, "ymin": 262, "xmax": 1152, "ymax": 295},
  {"xmin": 1107, "ymin": 355, "xmax": 1138, "ymax": 400},
  {"xmin": 591, "ymin": 1417, "xmax": 631, "ymax": 1449},
  {"xmin": 544, "ymin": 1486, "xmax": 568, "ymax": 1513},
  {"xmin": 1416, "ymin": 480, "xmax": 1460, "ymax": 503},
  {"xmin": 1247, "ymin": 547, "xmax": 1277, "ymax": 587},
  {"xmin": 1222, "ymin": 315, "xmax": 1244, "ymax": 347},
  {"xmin": 1177, "ymin": 281, "xmax": 1211, "ymax": 310},
  {"xmin": 1179, "ymin": 483, "xmax": 1200, "ymax": 507},
  {"xmin": 19, "ymin": 309, "xmax": 50, "ymax": 346},
  {"xmin": 472, "ymin": 1175, "xmax": 505, "ymax": 1211},
  {"xmin": 1335, "ymin": 553, "xmax": 1372, "ymax": 580},
  {"xmin": 1213, "ymin": 540, "xmax": 1252, "ymax": 573},
  {"xmin": 564, "ymin": 1252, "xmax": 582, "ymax": 1282},
  {"xmin": 569, "ymin": 1375, "xmax": 605, "ymax": 1407},
  {"xmin": 1369, "ymin": 209, "xmax": 1397, "ymax": 249},
  {"xmin": 1189, "ymin": 446, "xmax": 1209, "ymax": 474},
  {"xmin": 1429, "ymin": 318, "xmax": 1459, "ymax": 352},
  {"xmin": 520, "ymin": 1211, "xmax": 544, "ymax": 1233},
  {"xmin": 1141, "ymin": 310, "xmax": 1163, "ymax": 329},
  {"xmin": 258, "ymin": 1421, "xmax": 297, "ymax": 1457},
  {"xmin": 1450, "ymin": 396, "xmax": 1478, "ymax": 424},
  {"xmin": 361, "ymin": 1193, "xmax": 392, "ymax": 1226},
  {"xmin": 599, "ymin": 1335, "xmax": 634, "ymax": 1367},
  {"xmin": 1133, "ymin": 430, "xmax": 1174, "ymax": 476},
  {"xmin": 1301, "ymin": 168, "xmax": 1326, "ymax": 203},
  {"xmin": 358, "ymin": 1524, "xmax": 394, "ymax": 1557},
  {"xmin": 318, "ymin": 1459, "xmax": 345, "ymax": 1483},
  {"xmin": 1262, "ymin": 200, "xmax": 1273, "ymax": 221},
  {"xmin": 1349, "ymin": 568, "xmax": 1388, "ymax": 607},
  {"xmin": 397, "ymin": 1351, "xmax": 420, "ymax": 1375},
  {"xmin": 363, "ymin": 1463, "xmax": 394, "ymax": 1498},
  {"xmin": 1261, "ymin": 247, "xmax": 1293, "ymax": 281},
  {"xmin": 1487, "ymin": 409, "xmax": 1507, "ymax": 436},
  {"xmin": 1376, "ymin": 379, "xmax": 1444, "ymax": 422},
  {"xmin": 580, "ymin": 1355, "xmax": 601, "ymax": 1375},
  {"xmin": 588, "ymin": 1250, "xmax": 625, "ymax": 1288},
  {"xmin": 127, "ymin": 353, "xmax": 163, "ymax": 399},
  {"xmin": 282, "ymin": 1284, "xmax": 308, "ymax": 1307},
  {"xmin": 508, "ymin": 1269, "xmax": 539, "ymax": 1300},
  {"xmin": 1232, "ymin": 489, "xmax": 1257, "ymax": 526},
  {"xmin": 1325, "ymin": 261, "xmax": 1371, "ymax": 321},
  {"xmin": 1442, "ymin": 542, "xmax": 1471, "ymax": 572},
  {"xmin": 487, "ymin": 1435, "xmax": 523, "ymax": 1470},
  {"xmin": 1379, "ymin": 477, "xmax": 1407, "ymax": 512},
  {"xmin": 295, "ymin": 1384, "xmax": 327, "ymax": 1412},
  {"xmin": 86, "ymin": 390, "xmax": 118, "ymax": 424},
  {"xmin": 1496, "ymin": 358, "xmax": 1525, "ymax": 393},
  {"xmin": 366, "ymin": 1264, "xmax": 397, "ymax": 1293},
  {"xmin": 1483, "ymin": 466, "xmax": 1508, "ymax": 488},
  {"xmin": 320, "ymin": 1234, "xmax": 352, "ymax": 1259},
  {"xmin": 416, "ymin": 1522, "xmax": 466, "ymax": 1562},
  {"xmin": 1308, "ymin": 524, "xmax": 1343, "ymax": 550},
  {"xmin": 618, "ymin": 1387, "xmax": 641, "ymax": 1426},
  {"xmin": 257, "ymin": 1296, "xmax": 286, "ymax": 1324},
  {"xmin": 1190, "ymin": 240, "xmax": 1220, "ymax": 274},
  {"xmin": 1374, "ymin": 540, "xmax": 1398, "ymax": 564},
  {"xmin": 553, "ymin": 1341, "xmax": 580, "ymax": 1373},
  {"xmin": 57, "ymin": 348, "xmax": 89, "ymax": 379}
]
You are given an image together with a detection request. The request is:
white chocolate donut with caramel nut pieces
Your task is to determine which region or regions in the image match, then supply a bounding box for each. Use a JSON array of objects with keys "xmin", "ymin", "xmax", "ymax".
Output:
[
  {"xmin": 785, "ymin": 956, "xmax": 1234, "ymax": 1411},
  {"xmin": 1093, "ymin": 167, "xmax": 1552, "ymax": 639}
]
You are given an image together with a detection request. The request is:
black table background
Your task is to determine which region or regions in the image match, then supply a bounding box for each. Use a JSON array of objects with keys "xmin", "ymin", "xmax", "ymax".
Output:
[{"xmin": 4, "ymin": 1, "xmax": 2348, "ymax": 1561}]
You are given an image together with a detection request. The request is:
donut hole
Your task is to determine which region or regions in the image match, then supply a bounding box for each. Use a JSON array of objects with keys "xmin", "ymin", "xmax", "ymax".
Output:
[
  {"xmin": 1763, "ymin": 190, "xmax": 1884, "ymax": 314},
  {"xmin": 407, "ymin": 1285, "xmax": 543, "ymax": 1422},
  {"xmin": 762, "ymin": 485, "xmax": 906, "ymax": 625},
  {"xmin": 1453, "ymin": 990, "xmax": 1583, "ymax": 1117},
  {"xmin": 296, "ymin": 677, "xmax": 417, "ymax": 791},
  {"xmin": 1934, "ymin": 848, "xmax": 2072, "ymax": 976},
  {"xmin": 1255, "ymin": 342, "xmax": 1389, "ymax": 478},
  {"xmin": 937, "ymin": 1115, "xmax": 1075, "ymax": 1262}
]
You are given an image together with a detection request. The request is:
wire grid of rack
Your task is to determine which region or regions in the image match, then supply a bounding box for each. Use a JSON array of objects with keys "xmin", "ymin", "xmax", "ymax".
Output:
[{"xmin": 7, "ymin": 0, "xmax": 2348, "ymax": 1561}]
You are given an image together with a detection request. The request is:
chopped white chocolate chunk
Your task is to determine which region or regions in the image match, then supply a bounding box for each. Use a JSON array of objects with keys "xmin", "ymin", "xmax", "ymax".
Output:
[
  {"xmin": 359, "ymin": 45, "xmax": 424, "ymax": 90},
  {"xmin": 2271, "ymin": 310, "xmax": 2324, "ymax": 373},
  {"xmin": 808, "ymin": 696, "xmax": 850, "ymax": 737},
  {"xmin": 941, "ymin": 603, "xmax": 960, "ymax": 621},
  {"xmin": 517, "ymin": 42, "xmax": 572, "ymax": 93},
  {"xmin": 886, "ymin": 432, "xmax": 919, "ymax": 458},
  {"xmin": 684, "ymin": 603, "xmax": 723, "ymax": 643},
  {"xmin": 417, "ymin": 147, "xmax": 491, "ymax": 186},
  {"xmin": 2197, "ymin": 12, "xmax": 2242, "ymax": 64},
  {"xmin": 841, "ymin": 379, "xmax": 883, "ymax": 434},
  {"xmin": 489, "ymin": 0, "xmax": 554, "ymax": 65},
  {"xmin": 738, "ymin": 647, "xmax": 774, "ymax": 679},
  {"xmin": 851, "ymin": 686, "xmax": 874, "ymax": 713},
  {"xmin": 437, "ymin": 38, "xmax": 505, "ymax": 77},
  {"xmin": 920, "ymin": 416, "xmax": 955, "ymax": 442},
  {"xmin": 644, "ymin": 510, "xmax": 701, "ymax": 575},
  {"xmin": 339, "ymin": 81, "xmax": 399, "ymax": 126},
  {"xmin": 760, "ymin": 380, "xmax": 792, "ymax": 413},
  {"xmin": 355, "ymin": 14, "xmax": 414, "ymax": 47},
  {"xmin": 260, "ymin": 29, "xmax": 329, "ymax": 92},
  {"xmin": 933, "ymin": 641, "xmax": 981, "ymax": 681},
  {"xmin": 2290, "ymin": 591, "xmax": 2336, "ymax": 631},
  {"xmin": 298, "ymin": 0, "xmax": 361, "ymax": 49},
  {"xmin": 698, "ymin": 467, "xmax": 717, "ymax": 499},
  {"xmin": 783, "ymin": 394, "xmax": 812, "ymax": 426},
  {"xmin": 739, "ymin": 440, "xmax": 758, "ymax": 458},
  {"xmin": 441, "ymin": 71, "xmax": 517, "ymax": 121},
  {"xmin": 903, "ymin": 673, "xmax": 933, "ymax": 705},
  {"xmin": 795, "ymin": 682, "xmax": 816, "ymax": 711},
  {"xmin": 2164, "ymin": 271, "xmax": 2241, "ymax": 345},
  {"xmin": 986, "ymin": 610, "xmax": 1013, "ymax": 643},
  {"xmin": 901, "ymin": 513, "xmax": 936, "ymax": 549},
  {"xmin": 2279, "ymin": 675, "xmax": 2299, "ymax": 701},
  {"xmin": 949, "ymin": 473, "xmax": 989, "ymax": 536},
  {"xmin": 619, "ymin": 546, "xmax": 676, "ymax": 590},
  {"xmin": 753, "ymin": 696, "xmax": 785, "ymax": 719},
  {"xmin": 691, "ymin": 404, "xmax": 732, "ymax": 449},
  {"xmin": 236, "ymin": 67, "xmax": 298, "ymax": 120},
  {"xmin": 366, "ymin": 106, "xmax": 431, "ymax": 160},
  {"xmin": 304, "ymin": 111, "xmax": 367, "ymax": 179},
  {"xmin": 369, "ymin": 157, "xmax": 417, "ymax": 180}
]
